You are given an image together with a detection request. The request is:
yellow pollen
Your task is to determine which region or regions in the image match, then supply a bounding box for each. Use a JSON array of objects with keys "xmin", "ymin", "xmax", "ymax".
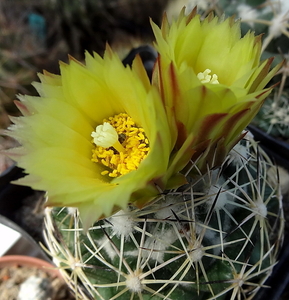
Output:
[
  {"xmin": 91, "ymin": 113, "xmax": 150, "ymax": 178},
  {"xmin": 197, "ymin": 69, "xmax": 219, "ymax": 84}
]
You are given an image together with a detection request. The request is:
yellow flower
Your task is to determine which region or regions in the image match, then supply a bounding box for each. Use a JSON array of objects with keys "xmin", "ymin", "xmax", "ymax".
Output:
[
  {"xmin": 151, "ymin": 8, "xmax": 281, "ymax": 172},
  {"xmin": 6, "ymin": 49, "xmax": 175, "ymax": 230}
]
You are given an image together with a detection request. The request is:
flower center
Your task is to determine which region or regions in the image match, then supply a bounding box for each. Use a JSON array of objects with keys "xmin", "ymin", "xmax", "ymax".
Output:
[
  {"xmin": 197, "ymin": 69, "xmax": 219, "ymax": 84},
  {"xmin": 91, "ymin": 113, "xmax": 150, "ymax": 178}
]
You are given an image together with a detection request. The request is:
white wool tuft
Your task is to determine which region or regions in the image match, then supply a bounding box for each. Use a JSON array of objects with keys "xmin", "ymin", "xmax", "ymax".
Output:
[{"xmin": 109, "ymin": 210, "xmax": 137, "ymax": 238}]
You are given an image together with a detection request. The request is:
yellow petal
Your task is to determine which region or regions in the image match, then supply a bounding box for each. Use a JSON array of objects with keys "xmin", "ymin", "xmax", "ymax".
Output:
[{"xmin": 7, "ymin": 48, "xmax": 174, "ymax": 228}]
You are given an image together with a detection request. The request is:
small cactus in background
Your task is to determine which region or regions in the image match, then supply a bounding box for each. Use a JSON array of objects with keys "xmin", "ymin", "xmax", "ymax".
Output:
[
  {"xmin": 253, "ymin": 93, "xmax": 289, "ymax": 139},
  {"xmin": 44, "ymin": 137, "xmax": 284, "ymax": 300}
]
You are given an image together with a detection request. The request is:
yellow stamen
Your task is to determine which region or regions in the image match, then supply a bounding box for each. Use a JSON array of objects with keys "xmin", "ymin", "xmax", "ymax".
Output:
[
  {"xmin": 197, "ymin": 69, "xmax": 219, "ymax": 84},
  {"xmin": 91, "ymin": 113, "xmax": 149, "ymax": 177}
]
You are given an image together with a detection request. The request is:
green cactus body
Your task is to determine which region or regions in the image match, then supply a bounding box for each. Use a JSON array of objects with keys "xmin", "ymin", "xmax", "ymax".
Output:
[{"xmin": 44, "ymin": 137, "xmax": 284, "ymax": 300}]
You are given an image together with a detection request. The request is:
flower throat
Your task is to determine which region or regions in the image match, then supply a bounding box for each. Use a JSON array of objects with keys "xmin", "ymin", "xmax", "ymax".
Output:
[{"xmin": 91, "ymin": 113, "xmax": 150, "ymax": 177}]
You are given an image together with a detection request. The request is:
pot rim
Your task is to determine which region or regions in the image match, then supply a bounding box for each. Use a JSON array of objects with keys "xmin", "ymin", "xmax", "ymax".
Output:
[{"xmin": 0, "ymin": 255, "xmax": 61, "ymax": 278}]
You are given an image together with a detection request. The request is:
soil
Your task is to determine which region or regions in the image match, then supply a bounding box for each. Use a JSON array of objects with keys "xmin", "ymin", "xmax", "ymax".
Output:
[{"xmin": 0, "ymin": 264, "xmax": 75, "ymax": 300}]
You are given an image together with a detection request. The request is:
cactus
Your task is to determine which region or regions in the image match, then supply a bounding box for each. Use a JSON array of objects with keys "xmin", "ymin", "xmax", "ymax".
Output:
[
  {"xmin": 43, "ymin": 136, "xmax": 284, "ymax": 300},
  {"xmin": 253, "ymin": 94, "xmax": 289, "ymax": 139}
]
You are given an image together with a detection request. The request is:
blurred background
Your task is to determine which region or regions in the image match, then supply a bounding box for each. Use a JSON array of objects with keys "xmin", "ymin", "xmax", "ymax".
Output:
[{"xmin": 0, "ymin": 0, "xmax": 167, "ymax": 118}]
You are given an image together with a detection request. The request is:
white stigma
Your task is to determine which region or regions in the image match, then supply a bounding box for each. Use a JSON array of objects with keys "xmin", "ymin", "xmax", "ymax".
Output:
[
  {"xmin": 197, "ymin": 69, "xmax": 219, "ymax": 84},
  {"xmin": 91, "ymin": 122, "xmax": 118, "ymax": 148}
]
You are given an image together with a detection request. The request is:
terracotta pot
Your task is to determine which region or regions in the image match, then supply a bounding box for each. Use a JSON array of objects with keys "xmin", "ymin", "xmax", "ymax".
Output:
[{"xmin": 0, "ymin": 255, "xmax": 61, "ymax": 278}]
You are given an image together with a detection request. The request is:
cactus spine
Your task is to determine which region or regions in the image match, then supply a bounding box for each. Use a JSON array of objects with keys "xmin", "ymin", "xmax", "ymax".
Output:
[{"xmin": 44, "ymin": 137, "xmax": 284, "ymax": 300}]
